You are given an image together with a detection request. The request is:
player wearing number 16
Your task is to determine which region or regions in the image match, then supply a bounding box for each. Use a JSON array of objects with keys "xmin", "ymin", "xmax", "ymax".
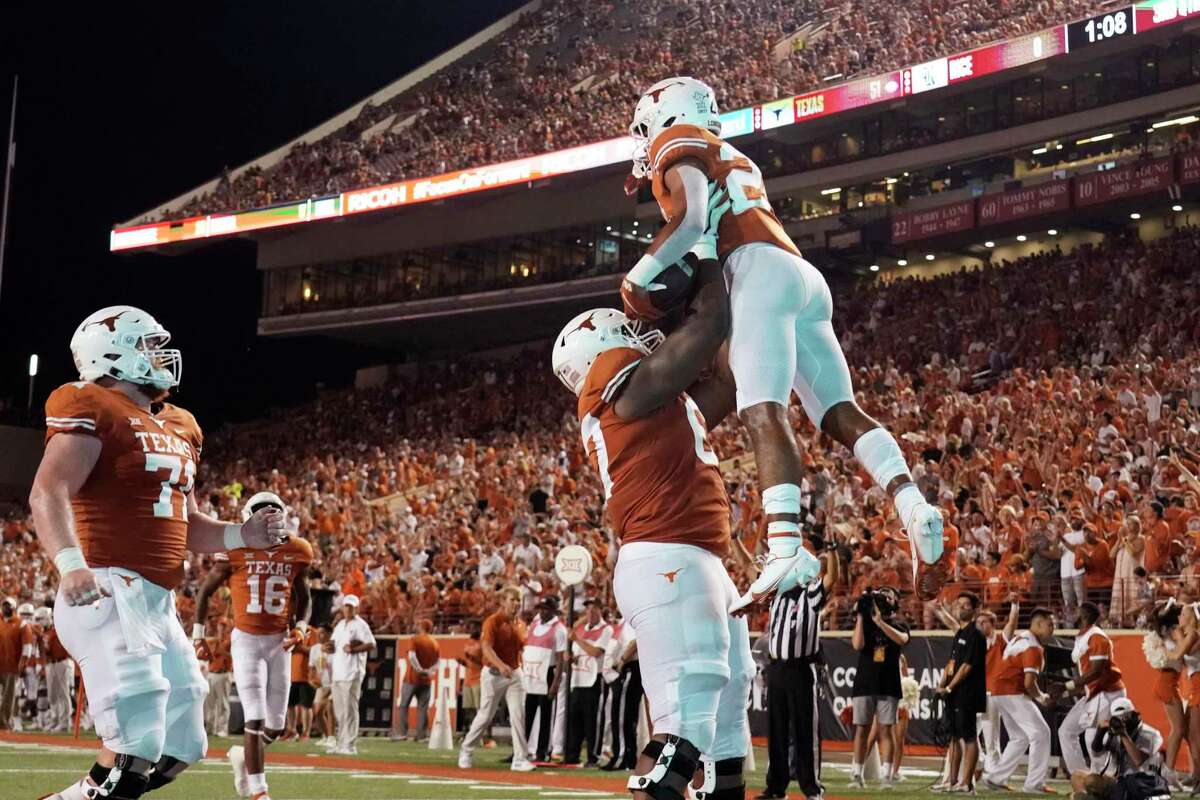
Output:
[
  {"xmin": 29, "ymin": 305, "xmax": 287, "ymax": 800},
  {"xmin": 194, "ymin": 492, "xmax": 312, "ymax": 800}
]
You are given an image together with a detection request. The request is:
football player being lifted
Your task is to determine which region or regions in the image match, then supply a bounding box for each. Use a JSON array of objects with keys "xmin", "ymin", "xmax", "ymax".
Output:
[
  {"xmin": 553, "ymin": 238, "xmax": 754, "ymax": 799},
  {"xmin": 29, "ymin": 306, "xmax": 286, "ymax": 800},
  {"xmin": 621, "ymin": 77, "xmax": 944, "ymax": 610},
  {"xmin": 194, "ymin": 492, "xmax": 312, "ymax": 800}
]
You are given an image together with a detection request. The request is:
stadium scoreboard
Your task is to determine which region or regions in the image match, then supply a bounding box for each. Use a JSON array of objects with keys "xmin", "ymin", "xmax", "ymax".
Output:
[{"xmin": 1067, "ymin": 8, "xmax": 1135, "ymax": 50}]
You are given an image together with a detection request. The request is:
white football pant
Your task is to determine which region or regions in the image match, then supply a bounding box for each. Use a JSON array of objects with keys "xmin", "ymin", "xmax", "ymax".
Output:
[
  {"xmin": 988, "ymin": 694, "xmax": 1051, "ymax": 791},
  {"xmin": 725, "ymin": 242, "xmax": 854, "ymax": 421},
  {"xmin": 231, "ymin": 629, "xmax": 291, "ymax": 730},
  {"xmin": 613, "ymin": 542, "xmax": 753, "ymax": 759},
  {"xmin": 1059, "ymin": 689, "xmax": 1126, "ymax": 774}
]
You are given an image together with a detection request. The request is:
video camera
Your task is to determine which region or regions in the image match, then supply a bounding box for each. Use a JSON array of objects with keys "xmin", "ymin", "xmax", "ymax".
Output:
[{"xmin": 1107, "ymin": 710, "xmax": 1141, "ymax": 738}]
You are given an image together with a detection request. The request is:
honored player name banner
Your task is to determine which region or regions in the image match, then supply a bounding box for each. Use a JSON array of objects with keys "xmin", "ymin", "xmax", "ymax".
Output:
[
  {"xmin": 978, "ymin": 180, "xmax": 1071, "ymax": 226},
  {"xmin": 891, "ymin": 200, "xmax": 975, "ymax": 244},
  {"xmin": 1074, "ymin": 156, "xmax": 1175, "ymax": 207},
  {"xmin": 1178, "ymin": 150, "xmax": 1200, "ymax": 184}
]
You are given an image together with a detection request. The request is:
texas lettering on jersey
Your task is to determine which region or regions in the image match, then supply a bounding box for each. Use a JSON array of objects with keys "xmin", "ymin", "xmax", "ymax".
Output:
[
  {"xmin": 44, "ymin": 381, "xmax": 203, "ymax": 590},
  {"xmin": 577, "ymin": 347, "xmax": 730, "ymax": 556},
  {"xmin": 649, "ymin": 123, "xmax": 802, "ymax": 262},
  {"xmin": 220, "ymin": 536, "xmax": 314, "ymax": 635}
]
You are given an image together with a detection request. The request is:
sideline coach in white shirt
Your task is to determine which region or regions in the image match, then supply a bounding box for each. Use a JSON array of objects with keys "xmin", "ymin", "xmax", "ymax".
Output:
[{"xmin": 328, "ymin": 595, "xmax": 376, "ymax": 755}]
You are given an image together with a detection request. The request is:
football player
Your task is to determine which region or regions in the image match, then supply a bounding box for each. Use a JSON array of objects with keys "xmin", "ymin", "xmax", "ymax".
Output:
[
  {"xmin": 621, "ymin": 77, "xmax": 944, "ymax": 610},
  {"xmin": 553, "ymin": 255, "xmax": 753, "ymax": 800},
  {"xmin": 29, "ymin": 305, "xmax": 285, "ymax": 800},
  {"xmin": 194, "ymin": 491, "xmax": 312, "ymax": 800}
]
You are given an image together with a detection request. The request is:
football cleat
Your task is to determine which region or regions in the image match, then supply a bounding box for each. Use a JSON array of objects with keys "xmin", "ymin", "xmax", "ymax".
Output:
[
  {"xmin": 729, "ymin": 542, "xmax": 819, "ymax": 614},
  {"xmin": 903, "ymin": 501, "xmax": 945, "ymax": 565},
  {"xmin": 228, "ymin": 745, "xmax": 250, "ymax": 797},
  {"xmin": 916, "ymin": 560, "xmax": 948, "ymax": 601}
]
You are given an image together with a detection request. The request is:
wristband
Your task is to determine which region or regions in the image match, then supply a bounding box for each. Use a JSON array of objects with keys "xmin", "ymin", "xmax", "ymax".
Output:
[
  {"xmin": 53, "ymin": 547, "xmax": 88, "ymax": 575},
  {"xmin": 1065, "ymin": 680, "xmax": 1076, "ymax": 691},
  {"xmin": 191, "ymin": 623, "xmax": 205, "ymax": 642},
  {"xmin": 223, "ymin": 524, "xmax": 246, "ymax": 551},
  {"xmin": 625, "ymin": 253, "xmax": 666, "ymax": 289},
  {"xmin": 296, "ymin": 621, "xmax": 308, "ymax": 635}
]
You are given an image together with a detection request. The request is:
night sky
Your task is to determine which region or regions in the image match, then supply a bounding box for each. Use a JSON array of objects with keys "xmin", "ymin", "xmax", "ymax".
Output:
[{"xmin": 0, "ymin": 0, "xmax": 527, "ymax": 426}]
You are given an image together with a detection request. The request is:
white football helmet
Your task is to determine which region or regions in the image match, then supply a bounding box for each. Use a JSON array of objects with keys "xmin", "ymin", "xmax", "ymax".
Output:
[
  {"xmin": 552, "ymin": 308, "xmax": 664, "ymax": 395},
  {"xmin": 16, "ymin": 602, "xmax": 33, "ymax": 619},
  {"xmin": 70, "ymin": 305, "xmax": 182, "ymax": 391},
  {"xmin": 242, "ymin": 491, "xmax": 287, "ymax": 523},
  {"xmin": 629, "ymin": 77, "xmax": 721, "ymax": 180},
  {"xmin": 33, "ymin": 606, "xmax": 52, "ymax": 627}
]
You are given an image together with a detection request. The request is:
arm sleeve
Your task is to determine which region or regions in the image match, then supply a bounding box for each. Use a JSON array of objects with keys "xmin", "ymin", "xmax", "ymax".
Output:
[{"xmin": 624, "ymin": 163, "xmax": 712, "ymax": 288}]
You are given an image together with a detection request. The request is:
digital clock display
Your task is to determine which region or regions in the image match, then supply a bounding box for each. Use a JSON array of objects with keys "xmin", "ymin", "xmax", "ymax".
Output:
[{"xmin": 1067, "ymin": 8, "xmax": 1134, "ymax": 50}]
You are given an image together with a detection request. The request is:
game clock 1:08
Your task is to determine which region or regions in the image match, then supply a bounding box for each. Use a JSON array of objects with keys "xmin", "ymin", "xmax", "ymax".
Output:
[{"xmin": 1067, "ymin": 8, "xmax": 1133, "ymax": 50}]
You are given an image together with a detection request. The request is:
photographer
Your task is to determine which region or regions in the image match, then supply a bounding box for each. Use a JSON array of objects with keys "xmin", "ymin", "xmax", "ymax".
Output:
[
  {"xmin": 850, "ymin": 586, "xmax": 909, "ymax": 790},
  {"xmin": 1071, "ymin": 698, "xmax": 1165, "ymax": 800}
]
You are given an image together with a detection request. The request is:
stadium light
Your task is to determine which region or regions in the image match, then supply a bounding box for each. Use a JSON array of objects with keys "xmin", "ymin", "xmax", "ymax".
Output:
[
  {"xmin": 984, "ymin": 241, "xmax": 995, "ymax": 248},
  {"xmin": 28, "ymin": 354, "xmax": 37, "ymax": 377},
  {"xmin": 1048, "ymin": 229, "xmax": 1058, "ymax": 235},
  {"xmin": 925, "ymin": 254, "xmax": 935, "ymax": 261},
  {"xmin": 1032, "ymin": 147, "xmax": 1048, "ymax": 155},
  {"xmin": 820, "ymin": 187, "xmax": 842, "ymax": 195},
  {"xmin": 1016, "ymin": 235, "xmax": 1027, "ymax": 242},
  {"xmin": 1152, "ymin": 115, "xmax": 1199, "ymax": 129},
  {"xmin": 1173, "ymin": 204, "xmax": 1184, "ymax": 212},
  {"xmin": 1130, "ymin": 212, "xmax": 1141, "ymax": 220},
  {"xmin": 897, "ymin": 259, "xmax": 908, "ymax": 266},
  {"xmin": 1075, "ymin": 133, "xmax": 1114, "ymax": 145},
  {"xmin": 869, "ymin": 265, "xmax": 880, "ymax": 272},
  {"xmin": 605, "ymin": 225, "xmax": 612, "ymax": 232},
  {"xmin": 632, "ymin": 220, "xmax": 638, "ymax": 227}
]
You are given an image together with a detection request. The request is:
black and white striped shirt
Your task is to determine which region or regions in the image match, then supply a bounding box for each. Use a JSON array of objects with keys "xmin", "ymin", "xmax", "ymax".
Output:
[{"xmin": 767, "ymin": 581, "xmax": 827, "ymax": 661}]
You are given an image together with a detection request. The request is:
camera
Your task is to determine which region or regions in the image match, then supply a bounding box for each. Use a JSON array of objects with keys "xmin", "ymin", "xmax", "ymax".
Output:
[
  {"xmin": 1108, "ymin": 711, "xmax": 1140, "ymax": 738},
  {"xmin": 856, "ymin": 588, "xmax": 897, "ymax": 618}
]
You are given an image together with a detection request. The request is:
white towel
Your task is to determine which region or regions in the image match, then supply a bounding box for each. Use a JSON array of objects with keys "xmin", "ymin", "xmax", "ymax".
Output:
[{"xmin": 107, "ymin": 567, "xmax": 166, "ymax": 657}]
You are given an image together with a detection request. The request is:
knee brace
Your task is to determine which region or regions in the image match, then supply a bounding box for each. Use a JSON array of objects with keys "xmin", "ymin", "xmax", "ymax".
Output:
[
  {"xmin": 143, "ymin": 756, "xmax": 187, "ymax": 793},
  {"xmin": 689, "ymin": 757, "xmax": 745, "ymax": 800},
  {"xmin": 92, "ymin": 754, "xmax": 153, "ymax": 799},
  {"xmin": 628, "ymin": 736, "xmax": 702, "ymax": 800},
  {"xmin": 676, "ymin": 661, "xmax": 728, "ymax": 754}
]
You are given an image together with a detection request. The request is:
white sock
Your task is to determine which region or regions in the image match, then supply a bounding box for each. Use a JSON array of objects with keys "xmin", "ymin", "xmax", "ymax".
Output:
[
  {"xmin": 882, "ymin": 762, "xmax": 893, "ymax": 779},
  {"xmin": 852, "ymin": 762, "xmax": 863, "ymax": 779},
  {"xmin": 248, "ymin": 772, "xmax": 268, "ymax": 794}
]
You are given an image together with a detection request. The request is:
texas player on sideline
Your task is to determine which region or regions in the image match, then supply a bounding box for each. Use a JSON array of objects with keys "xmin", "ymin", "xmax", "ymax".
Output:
[
  {"xmin": 552, "ymin": 256, "xmax": 754, "ymax": 799},
  {"xmin": 620, "ymin": 77, "xmax": 944, "ymax": 610},
  {"xmin": 29, "ymin": 305, "xmax": 286, "ymax": 800},
  {"xmin": 194, "ymin": 491, "xmax": 312, "ymax": 800}
]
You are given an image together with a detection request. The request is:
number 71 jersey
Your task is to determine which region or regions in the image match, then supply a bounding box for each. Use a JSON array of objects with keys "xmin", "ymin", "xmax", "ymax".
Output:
[
  {"xmin": 45, "ymin": 381, "xmax": 203, "ymax": 591},
  {"xmin": 220, "ymin": 536, "xmax": 313, "ymax": 635}
]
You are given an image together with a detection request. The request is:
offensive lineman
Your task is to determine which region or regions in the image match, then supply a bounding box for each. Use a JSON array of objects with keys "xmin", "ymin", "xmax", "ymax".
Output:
[
  {"xmin": 30, "ymin": 306, "xmax": 285, "ymax": 800},
  {"xmin": 553, "ymin": 245, "xmax": 754, "ymax": 799},
  {"xmin": 194, "ymin": 491, "xmax": 312, "ymax": 800},
  {"xmin": 620, "ymin": 77, "xmax": 944, "ymax": 609}
]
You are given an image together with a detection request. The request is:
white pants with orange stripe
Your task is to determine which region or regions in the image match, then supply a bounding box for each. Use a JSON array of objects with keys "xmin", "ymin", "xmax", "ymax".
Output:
[
  {"xmin": 612, "ymin": 542, "xmax": 753, "ymax": 760},
  {"xmin": 724, "ymin": 242, "xmax": 853, "ymax": 423},
  {"xmin": 231, "ymin": 629, "xmax": 291, "ymax": 730},
  {"xmin": 986, "ymin": 694, "xmax": 1051, "ymax": 791},
  {"xmin": 1059, "ymin": 688, "xmax": 1126, "ymax": 774}
]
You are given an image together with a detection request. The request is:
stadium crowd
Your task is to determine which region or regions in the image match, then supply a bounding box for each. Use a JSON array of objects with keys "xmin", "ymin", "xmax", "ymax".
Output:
[
  {"xmin": 4, "ymin": 226, "xmax": 1200, "ymax": 648},
  {"xmin": 160, "ymin": 0, "xmax": 1115, "ymax": 221}
]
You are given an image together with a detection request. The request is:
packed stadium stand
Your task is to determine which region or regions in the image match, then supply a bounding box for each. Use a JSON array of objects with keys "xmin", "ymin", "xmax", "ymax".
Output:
[
  {"xmin": 8, "ymin": 226, "xmax": 1200, "ymax": 636},
  {"xmin": 157, "ymin": 0, "xmax": 1117, "ymax": 221}
]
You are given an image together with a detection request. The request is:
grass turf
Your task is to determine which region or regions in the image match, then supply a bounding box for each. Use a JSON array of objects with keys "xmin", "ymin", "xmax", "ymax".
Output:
[{"xmin": 0, "ymin": 732, "xmax": 1067, "ymax": 800}]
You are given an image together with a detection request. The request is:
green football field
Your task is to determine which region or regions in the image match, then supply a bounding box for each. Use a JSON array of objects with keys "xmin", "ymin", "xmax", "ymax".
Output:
[{"xmin": 0, "ymin": 732, "xmax": 1068, "ymax": 800}]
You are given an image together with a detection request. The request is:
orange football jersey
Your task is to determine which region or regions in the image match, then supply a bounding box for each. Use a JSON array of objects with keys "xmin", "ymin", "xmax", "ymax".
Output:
[
  {"xmin": 221, "ymin": 536, "xmax": 313, "ymax": 635},
  {"xmin": 45, "ymin": 381, "xmax": 203, "ymax": 590},
  {"xmin": 992, "ymin": 642, "xmax": 1044, "ymax": 696},
  {"xmin": 649, "ymin": 124, "xmax": 802, "ymax": 262},
  {"xmin": 985, "ymin": 634, "xmax": 1007, "ymax": 694},
  {"xmin": 578, "ymin": 348, "xmax": 730, "ymax": 556}
]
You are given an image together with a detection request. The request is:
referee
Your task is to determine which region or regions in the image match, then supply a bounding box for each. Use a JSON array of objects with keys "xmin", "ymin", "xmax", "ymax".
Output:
[{"xmin": 757, "ymin": 549, "xmax": 840, "ymax": 800}]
